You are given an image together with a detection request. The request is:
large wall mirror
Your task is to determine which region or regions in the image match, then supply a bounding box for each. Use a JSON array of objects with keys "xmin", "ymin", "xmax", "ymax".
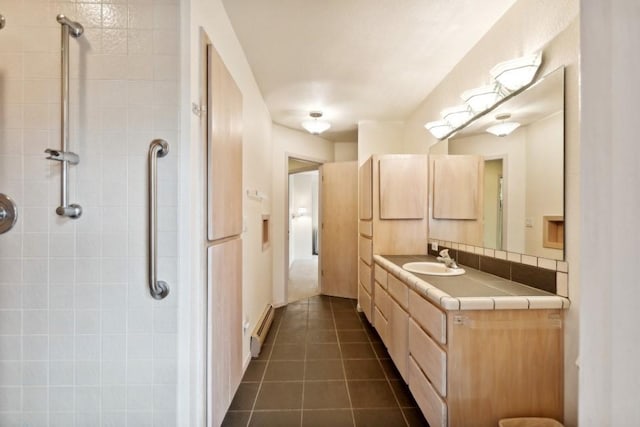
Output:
[{"xmin": 431, "ymin": 67, "xmax": 565, "ymax": 260}]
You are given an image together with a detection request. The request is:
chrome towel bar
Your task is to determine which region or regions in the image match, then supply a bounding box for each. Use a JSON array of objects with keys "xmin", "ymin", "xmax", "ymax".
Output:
[
  {"xmin": 46, "ymin": 14, "xmax": 84, "ymax": 219},
  {"xmin": 148, "ymin": 139, "xmax": 170, "ymax": 300}
]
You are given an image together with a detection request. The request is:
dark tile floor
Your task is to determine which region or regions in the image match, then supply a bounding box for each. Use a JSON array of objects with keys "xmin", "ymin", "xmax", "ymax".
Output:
[{"xmin": 222, "ymin": 295, "xmax": 430, "ymax": 427}]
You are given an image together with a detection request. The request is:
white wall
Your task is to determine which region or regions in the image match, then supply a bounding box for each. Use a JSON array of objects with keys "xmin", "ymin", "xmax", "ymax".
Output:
[
  {"xmin": 402, "ymin": 1, "xmax": 580, "ymax": 424},
  {"xmin": 183, "ymin": 0, "xmax": 274, "ymax": 424},
  {"xmin": 525, "ymin": 112, "xmax": 564, "ymax": 259},
  {"xmin": 271, "ymin": 124, "xmax": 333, "ymax": 306},
  {"xmin": 580, "ymin": 1, "xmax": 640, "ymax": 425},
  {"xmin": 358, "ymin": 121, "xmax": 405, "ymax": 165},
  {"xmin": 290, "ymin": 172, "xmax": 315, "ymax": 261},
  {"xmin": 334, "ymin": 142, "xmax": 358, "ymax": 161},
  {"xmin": 0, "ymin": 2, "xmax": 181, "ymax": 425}
]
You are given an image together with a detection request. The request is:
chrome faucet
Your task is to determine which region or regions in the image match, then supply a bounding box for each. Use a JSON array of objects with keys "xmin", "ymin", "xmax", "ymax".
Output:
[{"xmin": 437, "ymin": 249, "xmax": 459, "ymax": 269}]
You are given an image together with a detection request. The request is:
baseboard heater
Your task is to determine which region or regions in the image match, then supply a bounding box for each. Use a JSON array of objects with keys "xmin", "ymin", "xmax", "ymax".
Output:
[{"xmin": 250, "ymin": 304, "xmax": 274, "ymax": 358}]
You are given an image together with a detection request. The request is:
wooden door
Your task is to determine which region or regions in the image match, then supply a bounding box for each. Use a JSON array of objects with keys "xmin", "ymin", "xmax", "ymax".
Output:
[
  {"xmin": 320, "ymin": 161, "xmax": 358, "ymax": 298},
  {"xmin": 207, "ymin": 44, "xmax": 243, "ymax": 241}
]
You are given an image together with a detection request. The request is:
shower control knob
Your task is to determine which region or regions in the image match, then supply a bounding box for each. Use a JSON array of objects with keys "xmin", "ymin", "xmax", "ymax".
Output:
[{"xmin": 0, "ymin": 194, "xmax": 18, "ymax": 234}]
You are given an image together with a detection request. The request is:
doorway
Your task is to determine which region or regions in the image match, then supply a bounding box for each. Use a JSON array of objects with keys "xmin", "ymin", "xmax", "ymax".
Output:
[
  {"xmin": 484, "ymin": 158, "xmax": 505, "ymax": 250},
  {"xmin": 287, "ymin": 158, "xmax": 322, "ymax": 302}
]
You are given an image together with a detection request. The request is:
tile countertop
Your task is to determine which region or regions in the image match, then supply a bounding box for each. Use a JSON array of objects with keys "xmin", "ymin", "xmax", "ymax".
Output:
[{"xmin": 375, "ymin": 254, "xmax": 570, "ymax": 311}]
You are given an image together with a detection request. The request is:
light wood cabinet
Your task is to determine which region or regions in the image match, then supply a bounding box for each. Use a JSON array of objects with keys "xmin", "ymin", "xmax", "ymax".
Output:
[
  {"xmin": 207, "ymin": 44, "xmax": 243, "ymax": 241},
  {"xmin": 379, "ymin": 156, "xmax": 427, "ymax": 219},
  {"xmin": 388, "ymin": 296, "xmax": 409, "ymax": 383},
  {"xmin": 359, "ymin": 157, "xmax": 373, "ymax": 220},
  {"xmin": 371, "ymin": 260, "xmax": 564, "ymax": 427}
]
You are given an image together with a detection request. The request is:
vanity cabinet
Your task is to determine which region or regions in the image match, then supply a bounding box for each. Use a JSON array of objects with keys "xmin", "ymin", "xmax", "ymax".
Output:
[
  {"xmin": 357, "ymin": 154, "xmax": 428, "ymax": 327},
  {"xmin": 371, "ymin": 259, "xmax": 564, "ymax": 427}
]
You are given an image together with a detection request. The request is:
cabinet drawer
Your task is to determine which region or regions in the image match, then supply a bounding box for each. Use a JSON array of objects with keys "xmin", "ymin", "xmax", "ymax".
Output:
[
  {"xmin": 390, "ymin": 299, "xmax": 409, "ymax": 383},
  {"xmin": 359, "ymin": 220, "xmax": 373, "ymax": 237},
  {"xmin": 374, "ymin": 307, "xmax": 388, "ymax": 347},
  {"xmin": 359, "ymin": 260, "xmax": 372, "ymax": 294},
  {"xmin": 388, "ymin": 274, "xmax": 409, "ymax": 309},
  {"xmin": 409, "ymin": 289, "xmax": 446, "ymax": 345},
  {"xmin": 359, "ymin": 236, "xmax": 373, "ymax": 266},
  {"xmin": 409, "ymin": 356, "xmax": 447, "ymax": 427},
  {"xmin": 374, "ymin": 283, "xmax": 391, "ymax": 320},
  {"xmin": 409, "ymin": 319, "xmax": 446, "ymax": 397},
  {"xmin": 359, "ymin": 284, "xmax": 372, "ymax": 325},
  {"xmin": 374, "ymin": 263, "xmax": 387, "ymax": 288}
]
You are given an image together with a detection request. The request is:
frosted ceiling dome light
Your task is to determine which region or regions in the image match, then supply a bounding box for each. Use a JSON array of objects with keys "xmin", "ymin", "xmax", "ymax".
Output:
[
  {"xmin": 486, "ymin": 113, "xmax": 520, "ymax": 137},
  {"xmin": 301, "ymin": 111, "xmax": 331, "ymax": 135},
  {"xmin": 441, "ymin": 105, "xmax": 474, "ymax": 128},
  {"xmin": 461, "ymin": 84, "xmax": 504, "ymax": 113},
  {"xmin": 424, "ymin": 120, "xmax": 454, "ymax": 139},
  {"xmin": 490, "ymin": 52, "xmax": 542, "ymax": 92}
]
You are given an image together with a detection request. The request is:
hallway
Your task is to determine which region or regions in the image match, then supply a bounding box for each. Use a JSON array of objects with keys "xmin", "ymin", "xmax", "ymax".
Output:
[
  {"xmin": 222, "ymin": 296, "xmax": 428, "ymax": 427},
  {"xmin": 287, "ymin": 257, "xmax": 320, "ymax": 303}
]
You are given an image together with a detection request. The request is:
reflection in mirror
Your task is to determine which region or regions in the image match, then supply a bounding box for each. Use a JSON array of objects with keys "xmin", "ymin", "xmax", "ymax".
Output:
[{"xmin": 436, "ymin": 67, "xmax": 565, "ymax": 260}]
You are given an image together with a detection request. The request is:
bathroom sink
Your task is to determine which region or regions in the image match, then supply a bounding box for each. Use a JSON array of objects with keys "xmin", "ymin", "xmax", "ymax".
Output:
[{"xmin": 402, "ymin": 262, "xmax": 465, "ymax": 276}]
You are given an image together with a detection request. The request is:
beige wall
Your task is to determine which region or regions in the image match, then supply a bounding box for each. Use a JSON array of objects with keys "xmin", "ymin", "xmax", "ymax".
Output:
[
  {"xmin": 271, "ymin": 124, "xmax": 334, "ymax": 305},
  {"xmin": 182, "ymin": 0, "xmax": 274, "ymax": 423},
  {"xmin": 402, "ymin": 1, "xmax": 580, "ymax": 424},
  {"xmin": 334, "ymin": 142, "xmax": 358, "ymax": 161},
  {"xmin": 358, "ymin": 121, "xmax": 405, "ymax": 165}
]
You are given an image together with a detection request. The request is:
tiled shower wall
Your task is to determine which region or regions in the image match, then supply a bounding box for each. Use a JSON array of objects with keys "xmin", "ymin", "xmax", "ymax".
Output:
[{"xmin": 0, "ymin": 0, "xmax": 180, "ymax": 425}]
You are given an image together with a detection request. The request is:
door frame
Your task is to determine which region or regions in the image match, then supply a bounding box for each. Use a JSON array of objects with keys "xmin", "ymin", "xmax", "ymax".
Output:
[
  {"xmin": 483, "ymin": 154, "xmax": 508, "ymax": 250},
  {"xmin": 284, "ymin": 152, "xmax": 324, "ymax": 304}
]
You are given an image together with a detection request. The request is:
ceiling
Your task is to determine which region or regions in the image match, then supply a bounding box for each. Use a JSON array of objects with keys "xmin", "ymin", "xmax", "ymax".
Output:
[{"xmin": 222, "ymin": 0, "xmax": 518, "ymax": 142}]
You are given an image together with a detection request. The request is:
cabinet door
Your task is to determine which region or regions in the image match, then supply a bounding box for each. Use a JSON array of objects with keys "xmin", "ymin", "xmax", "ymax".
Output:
[
  {"xmin": 389, "ymin": 297, "xmax": 409, "ymax": 383},
  {"xmin": 359, "ymin": 157, "xmax": 372, "ymax": 220},
  {"xmin": 208, "ymin": 238, "xmax": 243, "ymax": 426},
  {"xmin": 432, "ymin": 155, "xmax": 482, "ymax": 219},
  {"xmin": 207, "ymin": 44, "xmax": 243, "ymax": 241},
  {"xmin": 379, "ymin": 156, "xmax": 427, "ymax": 219}
]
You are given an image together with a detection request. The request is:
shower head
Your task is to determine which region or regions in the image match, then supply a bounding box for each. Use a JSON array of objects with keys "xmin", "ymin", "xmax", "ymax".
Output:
[
  {"xmin": 56, "ymin": 14, "xmax": 84, "ymax": 38},
  {"xmin": 0, "ymin": 14, "xmax": 6, "ymax": 30}
]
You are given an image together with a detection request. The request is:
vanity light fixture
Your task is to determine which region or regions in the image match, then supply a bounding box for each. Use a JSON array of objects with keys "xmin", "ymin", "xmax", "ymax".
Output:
[
  {"xmin": 490, "ymin": 52, "xmax": 542, "ymax": 92},
  {"xmin": 441, "ymin": 105, "xmax": 474, "ymax": 128},
  {"xmin": 486, "ymin": 113, "xmax": 520, "ymax": 137},
  {"xmin": 461, "ymin": 83, "xmax": 505, "ymax": 113},
  {"xmin": 301, "ymin": 111, "xmax": 331, "ymax": 135},
  {"xmin": 424, "ymin": 120, "xmax": 454, "ymax": 139}
]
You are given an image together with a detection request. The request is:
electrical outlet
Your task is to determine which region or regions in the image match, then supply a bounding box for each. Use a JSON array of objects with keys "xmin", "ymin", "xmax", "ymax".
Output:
[{"xmin": 431, "ymin": 242, "xmax": 438, "ymax": 252}]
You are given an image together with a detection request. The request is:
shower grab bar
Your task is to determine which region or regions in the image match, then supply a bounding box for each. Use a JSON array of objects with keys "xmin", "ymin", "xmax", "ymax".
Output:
[
  {"xmin": 46, "ymin": 14, "xmax": 84, "ymax": 219},
  {"xmin": 148, "ymin": 139, "xmax": 170, "ymax": 300}
]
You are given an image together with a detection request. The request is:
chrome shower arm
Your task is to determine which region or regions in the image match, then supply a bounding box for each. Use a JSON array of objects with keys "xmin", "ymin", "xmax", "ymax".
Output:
[{"xmin": 56, "ymin": 14, "xmax": 83, "ymax": 37}]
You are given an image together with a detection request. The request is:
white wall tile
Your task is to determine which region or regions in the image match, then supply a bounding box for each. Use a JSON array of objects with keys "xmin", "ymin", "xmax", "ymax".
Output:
[
  {"xmin": 126, "ymin": 385, "xmax": 153, "ymax": 411},
  {"xmin": 49, "ymin": 386, "xmax": 74, "ymax": 411},
  {"xmin": 0, "ymin": 286, "xmax": 22, "ymax": 309},
  {"xmin": 23, "ymin": 286, "xmax": 48, "ymax": 310},
  {"xmin": 0, "ymin": 361, "xmax": 23, "ymax": 386},
  {"xmin": 22, "ymin": 361, "xmax": 48, "ymax": 386},
  {"xmin": 22, "ymin": 336, "xmax": 48, "ymax": 361},
  {"xmin": 75, "ymin": 361, "xmax": 100, "ymax": 386},
  {"xmin": 521, "ymin": 254, "xmax": 538, "ymax": 266},
  {"xmin": 49, "ymin": 285, "xmax": 74, "ymax": 310},
  {"xmin": 127, "ymin": 359, "xmax": 152, "ymax": 384},
  {"xmin": 50, "ymin": 361, "xmax": 74, "ymax": 386},
  {"xmin": 23, "ymin": 258, "xmax": 47, "ymax": 283},
  {"xmin": 23, "ymin": 310, "xmax": 48, "ymax": 335},
  {"xmin": 49, "ymin": 336, "xmax": 74, "ymax": 361},
  {"xmin": 76, "ymin": 311, "xmax": 101, "ymax": 335},
  {"xmin": 23, "ymin": 386, "xmax": 48, "ymax": 411},
  {"xmin": 0, "ymin": 311, "xmax": 22, "ymax": 334},
  {"xmin": 102, "ymin": 335, "xmax": 126, "ymax": 361},
  {"xmin": 0, "ymin": 336, "xmax": 22, "ymax": 360}
]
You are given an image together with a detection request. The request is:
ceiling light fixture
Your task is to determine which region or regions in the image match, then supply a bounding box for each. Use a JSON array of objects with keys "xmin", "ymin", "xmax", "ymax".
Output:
[
  {"xmin": 461, "ymin": 83, "xmax": 505, "ymax": 113},
  {"xmin": 486, "ymin": 113, "xmax": 520, "ymax": 137},
  {"xmin": 301, "ymin": 111, "xmax": 331, "ymax": 135},
  {"xmin": 441, "ymin": 105, "xmax": 474, "ymax": 128},
  {"xmin": 490, "ymin": 52, "xmax": 542, "ymax": 92},
  {"xmin": 424, "ymin": 120, "xmax": 454, "ymax": 139}
]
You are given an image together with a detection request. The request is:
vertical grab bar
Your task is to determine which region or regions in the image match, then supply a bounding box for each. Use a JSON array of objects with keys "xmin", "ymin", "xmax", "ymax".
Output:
[
  {"xmin": 46, "ymin": 14, "xmax": 84, "ymax": 219},
  {"xmin": 148, "ymin": 139, "xmax": 170, "ymax": 300}
]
